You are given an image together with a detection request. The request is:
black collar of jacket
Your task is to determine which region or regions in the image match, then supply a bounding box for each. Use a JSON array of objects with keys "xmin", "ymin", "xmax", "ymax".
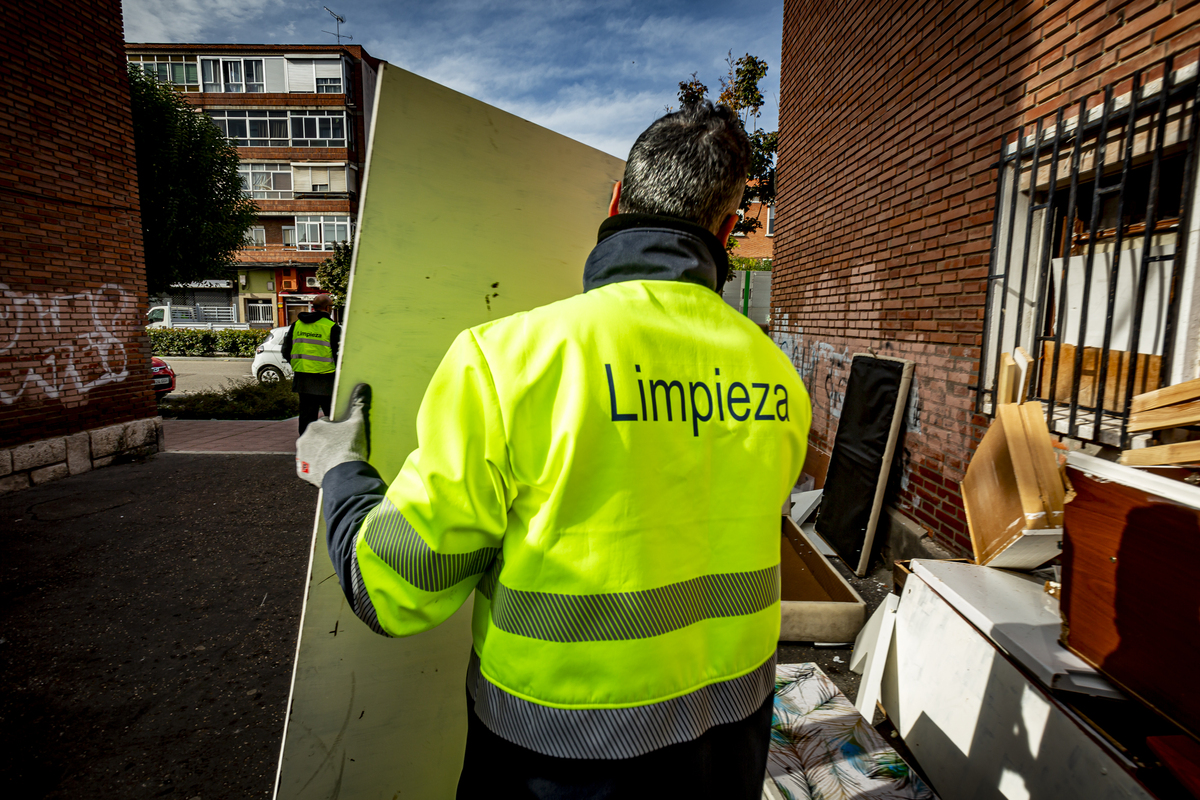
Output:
[
  {"xmin": 583, "ymin": 213, "xmax": 730, "ymax": 293},
  {"xmin": 296, "ymin": 311, "xmax": 333, "ymax": 324}
]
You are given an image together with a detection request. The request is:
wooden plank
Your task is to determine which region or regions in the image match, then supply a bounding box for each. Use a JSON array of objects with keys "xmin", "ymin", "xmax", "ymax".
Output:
[
  {"xmin": 998, "ymin": 403, "xmax": 1050, "ymax": 529},
  {"xmin": 997, "ymin": 352, "xmax": 1017, "ymax": 405},
  {"xmin": 1013, "ymin": 346, "xmax": 1032, "ymax": 399},
  {"xmin": 1130, "ymin": 375, "xmax": 1200, "ymax": 413},
  {"xmin": 1020, "ymin": 401, "xmax": 1065, "ymax": 527},
  {"xmin": 1119, "ymin": 439, "xmax": 1200, "ymax": 466},
  {"xmin": 1040, "ymin": 342, "xmax": 1161, "ymax": 413},
  {"xmin": 1129, "ymin": 397, "xmax": 1200, "ymax": 432},
  {"xmin": 961, "ymin": 414, "xmax": 1028, "ymax": 566}
]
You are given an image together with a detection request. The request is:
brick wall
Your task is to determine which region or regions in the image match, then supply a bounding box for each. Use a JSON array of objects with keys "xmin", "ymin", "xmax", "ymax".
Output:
[
  {"xmin": 776, "ymin": 0, "xmax": 1200, "ymax": 554},
  {"xmin": 0, "ymin": 0, "xmax": 157, "ymax": 459}
]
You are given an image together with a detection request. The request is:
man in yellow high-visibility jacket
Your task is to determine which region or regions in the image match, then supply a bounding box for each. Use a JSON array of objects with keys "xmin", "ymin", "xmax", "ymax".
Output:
[
  {"xmin": 281, "ymin": 293, "xmax": 341, "ymax": 435},
  {"xmin": 296, "ymin": 102, "xmax": 811, "ymax": 799}
]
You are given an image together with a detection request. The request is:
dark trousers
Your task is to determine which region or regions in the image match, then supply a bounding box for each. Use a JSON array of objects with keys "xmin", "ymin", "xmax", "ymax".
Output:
[
  {"xmin": 456, "ymin": 690, "xmax": 774, "ymax": 799},
  {"xmin": 298, "ymin": 392, "xmax": 332, "ymax": 435}
]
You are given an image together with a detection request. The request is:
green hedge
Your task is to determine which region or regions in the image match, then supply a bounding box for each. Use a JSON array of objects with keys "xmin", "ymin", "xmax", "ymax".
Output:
[
  {"xmin": 159, "ymin": 376, "xmax": 299, "ymax": 420},
  {"xmin": 148, "ymin": 327, "xmax": 270, "ymax": 357}
]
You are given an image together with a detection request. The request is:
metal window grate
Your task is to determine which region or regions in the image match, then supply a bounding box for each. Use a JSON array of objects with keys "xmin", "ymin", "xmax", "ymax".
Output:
[{"xmin": 976, "ymin": 57, "xmax": 1200, "ymax": 447}]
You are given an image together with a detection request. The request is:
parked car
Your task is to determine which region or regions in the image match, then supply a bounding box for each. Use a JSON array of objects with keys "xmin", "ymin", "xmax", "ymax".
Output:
[
  {"xmin": 252, "ymin": 326, "xmax": 294, "ymax": 383},
  {"xmin": 151, "ymin": 356, "xmax": 176, "ymax": 398}
]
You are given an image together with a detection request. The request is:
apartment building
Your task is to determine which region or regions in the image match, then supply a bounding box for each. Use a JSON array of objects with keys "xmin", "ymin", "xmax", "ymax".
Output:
[
  {"xmin": 125, "ymin": 43, "xmax": 382, "ymax": 327},
  {"xmin": 775, "ymin": 0, "xmax": 1200, "ymax": 555}
]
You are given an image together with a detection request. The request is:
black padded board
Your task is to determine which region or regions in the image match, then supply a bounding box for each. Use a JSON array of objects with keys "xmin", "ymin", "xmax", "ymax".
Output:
[{"xmin": 815, "ymin": 355, "xmax": 907, "ymax": 572}]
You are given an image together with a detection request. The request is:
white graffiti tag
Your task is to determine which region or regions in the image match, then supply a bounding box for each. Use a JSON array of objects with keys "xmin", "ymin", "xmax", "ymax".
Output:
[
  {"xmin": 772, "ymin": 318, "xmax": 852, "ymax": 419},
  {"xmin": 0, "ymin": 283, "xmax": 131, "ymax": 405}
]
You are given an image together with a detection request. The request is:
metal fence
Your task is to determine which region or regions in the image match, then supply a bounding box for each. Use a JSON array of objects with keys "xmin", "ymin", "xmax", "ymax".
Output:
[{"xmin": 976, "ymin": 56, "xmax": 1200, "ymax": 447}]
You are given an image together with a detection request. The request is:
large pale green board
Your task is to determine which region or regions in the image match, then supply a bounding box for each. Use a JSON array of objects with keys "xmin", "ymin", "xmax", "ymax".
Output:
[{"xmin": 274, "ymin": 64, "xmax": 625, "ymax": 799}]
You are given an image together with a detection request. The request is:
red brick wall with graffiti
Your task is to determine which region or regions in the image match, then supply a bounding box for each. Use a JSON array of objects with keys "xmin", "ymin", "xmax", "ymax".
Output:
[{"xmin": 0, "ymin": 0, "xmax": 157, "ymax": 449}]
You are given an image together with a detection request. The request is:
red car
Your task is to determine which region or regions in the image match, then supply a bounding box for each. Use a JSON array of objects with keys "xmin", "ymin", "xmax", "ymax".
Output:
[{"xmin": 152, "ymin": 356, "xmax": 176, "ymax": 399}]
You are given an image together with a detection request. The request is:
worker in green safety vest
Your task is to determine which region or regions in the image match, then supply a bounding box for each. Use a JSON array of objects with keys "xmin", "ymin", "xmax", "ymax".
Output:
[
  {"xmin": 296, "ymin": 102, "xmax": 811, "ymax": 799},
  {"xmin": 281, "ymin": 293, "xmax": 341, "ymax": 435}
]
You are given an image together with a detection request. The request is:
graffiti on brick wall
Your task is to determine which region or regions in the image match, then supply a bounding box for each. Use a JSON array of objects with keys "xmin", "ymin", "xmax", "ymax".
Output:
[
  {"xmin": 0, "ymin": 283, "xmax": 131, "ymax": 405},
  {"xmin": 772, "ymin": 317, "xmax": 852, "ymax": 419},
  {"xmin": 773, "ymin": 315, "xmax": 925, "ymax": 493}
]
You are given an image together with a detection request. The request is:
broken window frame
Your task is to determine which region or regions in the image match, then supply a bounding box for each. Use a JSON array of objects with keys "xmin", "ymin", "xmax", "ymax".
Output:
[{"xmin": 976, "ymin": 57, "xmax": 1200, "ymax": 448}]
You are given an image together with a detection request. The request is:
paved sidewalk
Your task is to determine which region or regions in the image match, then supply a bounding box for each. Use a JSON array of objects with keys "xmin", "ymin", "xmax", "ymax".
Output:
[{"xmin": 163, "ymin": 418, "xmax": 298, "ymax": 453}]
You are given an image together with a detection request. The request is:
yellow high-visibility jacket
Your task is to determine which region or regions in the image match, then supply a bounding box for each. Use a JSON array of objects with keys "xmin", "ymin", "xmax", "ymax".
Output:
[{"xmin": 324, "ymin": 214, "xmax": 811, "ymax": 759}]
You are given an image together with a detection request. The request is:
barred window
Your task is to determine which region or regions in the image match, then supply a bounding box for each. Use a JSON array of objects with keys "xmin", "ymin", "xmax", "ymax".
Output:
[{"xmin": 977, "ymin": 57, "xmax": 1199, "ymax": 447}]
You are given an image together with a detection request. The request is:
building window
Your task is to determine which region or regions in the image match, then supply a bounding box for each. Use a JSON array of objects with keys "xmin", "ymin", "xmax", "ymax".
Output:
[
  {"xmin": 289, "ymin": 111, "xmax": 346, "ymax": 147},
  {"xmin": 239, "ymin": 163, "xmax": 293, "ymax": 199},
  {"xmin": 244, "ymin": 226, "xmax": 266, "ymax": 248},
  {"xmin": 128, "ymin": 55, "xmax": 200, "ymax": 91},
  {"xmin": 976, "ymin": 57, "xmax": 1197, "ymax": 447},
  {"xmin": 295, "ymin": 215, "xmax": 351, "ymax": 250},
  {"xmin": 282, "ymin": 226, "xmax": 296, "ymax": 247},
  {"xmin": 246, "ymin": 300, "xmax": 274, "ymax": 323},
  {"xmin": 766, "ymin": 205, "xmax": 775, "ymax": 237},
  {"xmin": 209, "ymin": 110, "xmax": 348, "ymax": 148},
  {"xmin": 207, "ymin": 110, "xmax": 292, "ymax": 147},
  {"xmin": 199, "ymin": 57, "xmax": 266, "ymax": 93},
  {"xmin": 291, "ymin": 164, "xmax": 349, "ymax": 193},
  {"xmin": 244, "ymin": 59, "xmax": 265, "ymax": 92},
  {"xmin": 316, "ymin": 77, "xmax": 342, "ymax": 93}
]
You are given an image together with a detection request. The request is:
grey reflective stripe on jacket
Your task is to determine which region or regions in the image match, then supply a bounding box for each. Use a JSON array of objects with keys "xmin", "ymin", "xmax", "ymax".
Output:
[
  {"xmin": 466, "ymin": 648, "xmax": 776, "ymax": 760},
  {"xmin": 292, "ymin": 353, "xmax": 335, "ymax": 363}
]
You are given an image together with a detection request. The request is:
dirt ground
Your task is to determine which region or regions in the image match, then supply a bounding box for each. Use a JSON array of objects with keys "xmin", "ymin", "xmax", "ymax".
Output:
[{"xmin": 0, "ymin": 453, "xmax": 316, "ymax": 800}]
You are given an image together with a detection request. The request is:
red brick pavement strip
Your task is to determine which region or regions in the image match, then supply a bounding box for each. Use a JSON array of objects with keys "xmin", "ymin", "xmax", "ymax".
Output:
[{"xmin": 163, "ymin": 418, "xmax": 299, "ymax": 453}]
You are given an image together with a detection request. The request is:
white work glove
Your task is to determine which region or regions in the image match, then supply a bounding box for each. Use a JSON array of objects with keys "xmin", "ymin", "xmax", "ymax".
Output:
[{"xmin": 296, "ymin": 383, "xmax": 371, "ymax": 487}]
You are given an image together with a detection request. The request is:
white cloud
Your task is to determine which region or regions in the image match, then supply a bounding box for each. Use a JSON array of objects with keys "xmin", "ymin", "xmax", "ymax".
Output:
[{"xmin": 123, "ymin": 0, "xmax": 288, "ymax": 42}]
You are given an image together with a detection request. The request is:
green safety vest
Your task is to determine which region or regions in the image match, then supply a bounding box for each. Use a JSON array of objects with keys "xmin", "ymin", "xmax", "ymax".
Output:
[
  {"xmin": 290, "ymin": 317, "xmax": 335, "ymax": 374},
  {"xmin": 351, "ymin": 279, "xmax": 810, "ymax": 757}
]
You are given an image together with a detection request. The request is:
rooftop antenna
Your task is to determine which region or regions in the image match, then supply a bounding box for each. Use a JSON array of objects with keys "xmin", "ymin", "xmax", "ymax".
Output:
[{"xmin": 323, "ymin": 7, "xmax": 352, "ymax": 44}]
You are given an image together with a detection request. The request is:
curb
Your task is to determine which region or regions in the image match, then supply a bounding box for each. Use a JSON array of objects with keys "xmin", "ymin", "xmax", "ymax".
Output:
[{"xmin": 160, "ymin": 356, "xmax": 255, "ymax": 362}]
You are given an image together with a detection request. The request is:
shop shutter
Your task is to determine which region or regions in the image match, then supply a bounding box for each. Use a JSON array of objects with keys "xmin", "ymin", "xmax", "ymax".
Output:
[
  {"xmin": 287, "ymin": 59, "xmax": 315, "ymax": 92},
  {"xmin": 264, "ymin": 58, "xmax": 287, "ymax": 92},
  {"xmin": 329, "ymin": 167, "xmax": 347, "ymax": 193}
]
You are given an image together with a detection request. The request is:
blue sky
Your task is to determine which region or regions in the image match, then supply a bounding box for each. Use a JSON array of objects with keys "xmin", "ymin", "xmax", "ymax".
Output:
[{"xmin": 122, "ymin": 0, "xmax": 784, "ymax": 158}]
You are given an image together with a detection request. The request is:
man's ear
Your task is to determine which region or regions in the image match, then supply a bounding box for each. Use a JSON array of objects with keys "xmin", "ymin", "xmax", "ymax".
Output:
[
  {"xmin": 608, "ymin": 182, "xmax": 621, "ymax": 217},
  {"xmin": 717, "ymin": 212, "xmax": 738, "ymax": 244}
]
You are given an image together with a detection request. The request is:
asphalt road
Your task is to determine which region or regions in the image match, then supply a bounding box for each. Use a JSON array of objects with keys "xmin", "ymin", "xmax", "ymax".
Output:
[
  {"xmin": 165, "ymin": 358, "xmax": 256, "ymax": 394},
  {"xmin": 0, "ymin": 453, "xmax": 317, "ymax": 799}
]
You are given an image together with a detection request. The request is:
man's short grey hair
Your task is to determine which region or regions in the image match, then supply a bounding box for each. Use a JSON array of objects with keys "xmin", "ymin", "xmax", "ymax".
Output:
[
  {"xmin": 312, "ymin": 294, "xmax": 332, "ymax": 311},
  {"xmin": 618, "ymin": 101, "xmax": 751, "ymax": 232}
]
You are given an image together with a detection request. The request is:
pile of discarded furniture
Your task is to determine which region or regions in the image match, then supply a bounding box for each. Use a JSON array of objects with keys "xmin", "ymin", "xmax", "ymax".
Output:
[{"xmin": 773, "ymin": 354, "xmax": 1200, "ymax": 799}]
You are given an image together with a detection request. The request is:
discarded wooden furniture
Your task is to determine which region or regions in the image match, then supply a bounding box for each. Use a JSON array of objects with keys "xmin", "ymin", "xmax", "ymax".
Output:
[
  {"xmin": 1062, "ymin": 452, "xmax": 1200, "ymax": 744},
  {"xmin": 961, "ymin": 401, "xmax": 1066, "ymax": 569},
  {"xmin": 778, "ymin": 516, "xmax": 865, "ymax": 642},
  {"xmin": 1128, "ymin": 375, "xmax": 1200, "ymax": 433},
  {"xmin": 876, "ymin": 560, "xmax": 1158, "ymax": 800}
]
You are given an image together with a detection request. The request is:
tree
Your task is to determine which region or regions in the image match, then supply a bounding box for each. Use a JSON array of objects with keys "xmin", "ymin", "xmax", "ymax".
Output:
[
  {"xmin": 127, "ymin": 65, "xmax": 258, "ymax": 295},
  {"xmin": 678, "ymin": 52, "xmax": 778, "ymax": 248},
  {"xmin": 315, "ymin": 242, "xmax": 352, "ymax": 310}
]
